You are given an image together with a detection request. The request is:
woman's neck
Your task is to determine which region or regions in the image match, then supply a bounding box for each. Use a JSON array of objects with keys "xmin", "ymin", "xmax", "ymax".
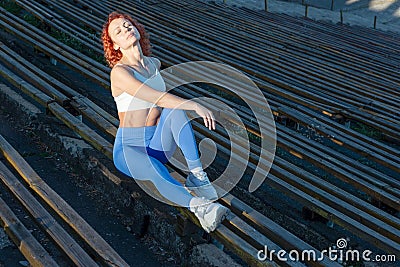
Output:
[{"xmin": 120, "ymin": 44, "xmax": 145, "ymax": 67}]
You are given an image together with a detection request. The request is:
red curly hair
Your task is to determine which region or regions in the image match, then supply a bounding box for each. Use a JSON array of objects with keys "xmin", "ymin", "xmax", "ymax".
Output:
[{"xmin": 101, "ymin": 11, "xmax": 151, "ymax": 68}]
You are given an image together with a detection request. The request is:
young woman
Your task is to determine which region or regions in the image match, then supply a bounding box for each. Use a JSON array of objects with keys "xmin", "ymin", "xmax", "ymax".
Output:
[{"xmin": 101, "ymin": 11, "xmax": 229, "ymax": 233}]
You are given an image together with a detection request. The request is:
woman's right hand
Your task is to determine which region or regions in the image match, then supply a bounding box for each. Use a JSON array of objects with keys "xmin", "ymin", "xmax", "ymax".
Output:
[{"xmin": 194, "ymin": 103, "xmax": 216, "ymax": 131}]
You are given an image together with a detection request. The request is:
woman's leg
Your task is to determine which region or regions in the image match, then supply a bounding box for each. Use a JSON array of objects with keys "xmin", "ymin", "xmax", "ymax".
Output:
[
  {"xmin": 148, "ymin": 108, "xmax": 202, "ymax": 171},
  {"xmin": 113, "ymin": 137, "xmax": 193, "ymax": 207},
  {"xmin": 113, "ymin": 130, "xmax": 229, "ymax": 232},
  {"xmin": 148, "ymin": 109, "xmax": 218, "ymax": 200}
]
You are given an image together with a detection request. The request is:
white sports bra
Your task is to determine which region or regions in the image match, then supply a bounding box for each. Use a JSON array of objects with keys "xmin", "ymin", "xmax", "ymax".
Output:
[{"xmin": 113, "ymin": 63, "xmax": 166, "ymax": 112}]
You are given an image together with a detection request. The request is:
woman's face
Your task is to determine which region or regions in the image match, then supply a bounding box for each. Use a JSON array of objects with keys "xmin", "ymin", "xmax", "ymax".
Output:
[{"xmin": 108, "ymin": 17, "xmax": 140, "ymax": 50}]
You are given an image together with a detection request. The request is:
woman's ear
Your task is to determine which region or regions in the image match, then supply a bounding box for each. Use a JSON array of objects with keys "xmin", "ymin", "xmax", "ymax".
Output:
[{"xmin": 113, "ymin": 44, "xmax": 120, "ymax": 51}]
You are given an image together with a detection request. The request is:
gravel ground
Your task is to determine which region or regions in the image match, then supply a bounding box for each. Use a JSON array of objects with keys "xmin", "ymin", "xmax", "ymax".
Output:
[{"xmin": 0, "ymin": 229, "xmax": 11, "ymax": 250}]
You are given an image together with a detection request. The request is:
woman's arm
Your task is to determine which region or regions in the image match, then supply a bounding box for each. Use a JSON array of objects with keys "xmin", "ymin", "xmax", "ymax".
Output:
[{"xmin": 111, "ymin": 65, "xmax": 215, "ymax": 130}]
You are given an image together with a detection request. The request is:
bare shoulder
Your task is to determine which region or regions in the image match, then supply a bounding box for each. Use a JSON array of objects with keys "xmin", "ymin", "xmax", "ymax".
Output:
[
  {"xmin": 110, "ymin": 64, "xmax": 138, "ymax": 97},
  {"xmin": 110, "ymin": 64, "xmax": 125, "ymax": 75},
  {"xmin": 110, "ymin": 64, "xmax": 131, "ymax": 80}
]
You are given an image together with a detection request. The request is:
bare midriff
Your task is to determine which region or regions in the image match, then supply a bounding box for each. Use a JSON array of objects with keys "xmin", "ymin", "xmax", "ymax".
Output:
[{"xmin": 118, "ymin": 107, "xmax": 162, "ymax": 127}]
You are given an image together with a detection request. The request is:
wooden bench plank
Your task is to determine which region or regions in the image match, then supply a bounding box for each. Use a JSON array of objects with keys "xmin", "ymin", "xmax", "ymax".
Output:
[
  {"xmin": 41, "ymin": 0, "xmax": 103, "ymax": 30},
  {"xmin": 0, "ymin": 47, "xmax": 70, "ymax": 105},
  {"xmin": 79, "ymin": 97, "xmax": 119, "ymax": 127},
  {"xmin": 0, "ymin": 161, "xmax": 99, "ymax": 266},
  {"xmin": 0, "ymin": 40, "xmax": 81, "ymax": 98},
  {"xmin": 0, "ymin": 134, "xmax": 129, "ymax": 267},
  {"xmin": 15, "ymin": 0, "xmax": 103, "ymax": 55},
  {"xmin": 278, "ymin": 106, "xmax": 400, "ymax": 171},
  {"xmin": 33, "ymin": 0, "xmax": 400, "ymax": 142},
  {"xmin": 0, "ymin": 63, "xmax": 54, "ymax": 106},
  {"xmin": 0, "ymin": 23, "xmax": 324, "ymax": 267},
  {"xmin": 150, "ymin": 0, "xmax": 400, "ymax": 91},
  {"xmin": 266, "ymin": 174, "xmax": 400, "ymax": 255},
  {"xmin": 280, "ymin": 106, "xmax": 399, "ymax": 164},
  {"xmin": 147, "ymin": 3, "xmax": 399, "ymax": 112},
  {"xmin": 155, "ymin": 0, "xmax": 400, "ymax": 124},
  {"xmin": 177, "ymin": 207, "xmax": 278, "ymax": 267},
  {"xmin": 220, "ymin": 194, "xmax": 341, "ymax": 267},
  {"xmin": 0, "ymin": 196, "xmax": 60, "ymax": 267},
  {"xmin": 216, "ymin": 6, "xmax": 400, "ymax": 71},
  {"xmin": 168, "ymin": 74, "xmax": 400, "ymax": 221},
  {"xmin": 191, "ymin": 121, "xmax": 400, "ymax": 247},
  {"xmin": 277, "ymin": 136, "xmax": 400, "ymax": 210},
  {"xmin": 47, "ymin": 102, "xmax": 113, "ymax": 159},
  {"xmin": 0, "ymin": 40, "xmax": 118, "ymax": 129},
  {"xmin": 174, "ymin": 74, "xmax": 399, "ymax": 214},
  {"xmin": 162, "ymin": 60, "xmax": 399, "ymax": 178},
  {"xmin": 71, "ymin": 96, "xmax": 117, "ymax": 138},
  {"xmin": 172, "ymin": 79, "xmax": 400, "ymax": 229},
  {"xmin": 0, "ymin": 8, "xmax": 110, "ymax": 87},
  {"xmin": 132, "ymin": 0, "xmax": 400, "ymax": 111},
  {"xmin": 4, "ymin": 1, "xmax": 398, "ymax": 266}
]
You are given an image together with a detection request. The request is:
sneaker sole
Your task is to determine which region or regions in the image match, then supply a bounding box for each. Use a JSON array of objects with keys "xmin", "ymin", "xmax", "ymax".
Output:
[{"xmin": 208, "ymin": 206, "xmax": 230, "ymax": 232}]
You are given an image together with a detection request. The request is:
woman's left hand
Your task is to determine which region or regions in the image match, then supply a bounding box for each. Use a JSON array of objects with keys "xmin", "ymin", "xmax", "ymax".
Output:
[{"xmin": 194, "ymin": 104, "xmax": 216, "ymax": 131}]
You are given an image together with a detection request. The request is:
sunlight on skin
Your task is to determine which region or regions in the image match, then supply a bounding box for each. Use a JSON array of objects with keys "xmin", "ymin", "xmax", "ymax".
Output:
[{"xmin": 369, "ymin": 0, "xmax": 396, "ymax": 11}]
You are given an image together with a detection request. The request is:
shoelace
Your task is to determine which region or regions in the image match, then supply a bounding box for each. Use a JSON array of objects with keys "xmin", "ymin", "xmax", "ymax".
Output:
[
  {"xmin": 193, "ymin": 172, "xmax": 210, "ymax": 184},
  {"xmin": 193, "ymin": 198, "xmax": 212, "ymax": 217}
]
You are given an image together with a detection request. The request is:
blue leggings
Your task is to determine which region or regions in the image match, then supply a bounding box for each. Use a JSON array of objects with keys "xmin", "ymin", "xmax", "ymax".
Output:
[{"xmin": 113, "ymin": 108, "xmax": 201, "ymax": 207}]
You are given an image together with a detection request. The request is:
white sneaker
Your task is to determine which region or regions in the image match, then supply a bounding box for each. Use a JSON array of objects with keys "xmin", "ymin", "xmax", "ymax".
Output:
[
  {"xmin": 190, "ymin": 197, "xmax": 230, "ymax": 233},
  {"xmin": 185, "ymin": 171, "xmax": 218, "ymax": 200}
]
